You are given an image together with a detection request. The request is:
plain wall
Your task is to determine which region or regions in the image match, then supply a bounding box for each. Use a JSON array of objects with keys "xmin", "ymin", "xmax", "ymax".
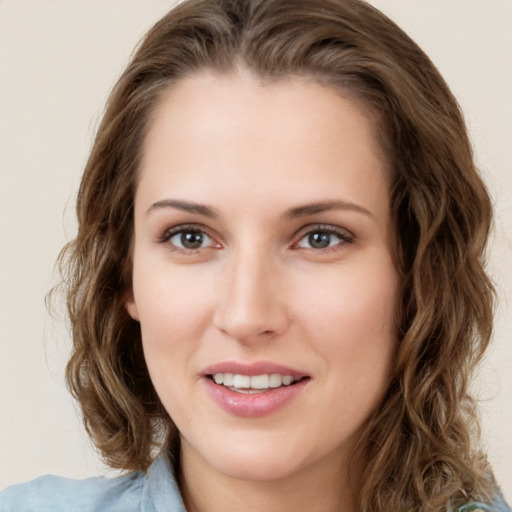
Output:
[{"xmin": 1, "ymin": 0, "xmax": 511, "ymax": 500}]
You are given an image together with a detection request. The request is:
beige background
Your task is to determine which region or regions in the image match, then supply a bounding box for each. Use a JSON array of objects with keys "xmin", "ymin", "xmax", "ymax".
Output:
[{"xmin": 1, "ymin": 0, "xmax": 511, "ymax": 501}]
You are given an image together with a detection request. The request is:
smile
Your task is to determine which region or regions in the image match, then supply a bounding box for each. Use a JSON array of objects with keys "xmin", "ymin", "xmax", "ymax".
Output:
[
  {"xmin": 211, "ymin": 373, "xmax": 299, "ymax": 393},
  {"xmin": 202, "ymin": 362, "xmax": 310, "ymax": 417}
]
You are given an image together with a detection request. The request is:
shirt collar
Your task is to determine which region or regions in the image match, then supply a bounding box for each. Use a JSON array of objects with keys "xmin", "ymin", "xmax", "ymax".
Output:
[{"xmin": 143, "ymin": 452, "xmax": 187, "ymax": 512}]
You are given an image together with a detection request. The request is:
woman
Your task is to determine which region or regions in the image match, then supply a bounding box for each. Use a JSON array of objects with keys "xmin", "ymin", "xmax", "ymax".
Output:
[{"xmin": 1, "ymin": 0, "xmax": 509, "ymax": 511}]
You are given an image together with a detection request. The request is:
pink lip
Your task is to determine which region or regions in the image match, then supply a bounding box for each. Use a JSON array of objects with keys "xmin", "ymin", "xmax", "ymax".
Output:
[
  {"xmin": 201, "ymin": 360, "xmax": 308, "ymax": 379},
  {"xmin": 201, "ymin": 360, "xmax": 310, "ymax": 417}
]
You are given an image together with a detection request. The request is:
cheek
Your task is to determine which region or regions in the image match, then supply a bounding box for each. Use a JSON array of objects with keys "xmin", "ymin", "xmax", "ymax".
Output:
[
  {"xmin": 298, "ymin": 255, "xmax": 398, "ymax": 384},
  {"xmin": 301, "ymin": 255, "xmax": 397, "ymax": 335},
  {"xmin": 132, "ymin": 264, "xmax": 215, "ymax": 368},
  {"xmin": 133, "ymin": 273, "xmax": 213, "ymax": 422}
]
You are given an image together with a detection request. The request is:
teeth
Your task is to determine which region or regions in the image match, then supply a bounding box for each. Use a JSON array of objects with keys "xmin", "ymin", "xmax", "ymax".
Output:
[
  {"xmin": 233, "ymin": 374, "xmax": 250, "ymax": 388},
  {"xmin": 282, "ymin": 375, "xmax": 294, "ymax": 385},
  {"xmin": 212, "ymin": 373, "xmax": 298, "ymax": 391},
  {"xmin": 269, "ymin": 373, "xmax": 282, "ymax": 388},
  {"xmin": 223, "ymin": 373, "xmax": 234, "ymax": 386},
  {"xmin": 251, "ymin": 374, "xmax": 269, "ymax": 389}
]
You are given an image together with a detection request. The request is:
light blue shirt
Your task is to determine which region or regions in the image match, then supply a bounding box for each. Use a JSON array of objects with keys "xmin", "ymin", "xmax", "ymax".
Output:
[
  {"xmin": 0, "ymin": 454, "xmax": 185, "ymax": 512},
  {"xmin": 1, "ymin": 453, "xmax": 510, "ymax": 511}
]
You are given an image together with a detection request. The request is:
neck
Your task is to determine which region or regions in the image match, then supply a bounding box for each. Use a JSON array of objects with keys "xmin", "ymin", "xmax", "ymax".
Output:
[{"xmin": 178, "ymin": 442, "xmax": 358, "ymax": 512}]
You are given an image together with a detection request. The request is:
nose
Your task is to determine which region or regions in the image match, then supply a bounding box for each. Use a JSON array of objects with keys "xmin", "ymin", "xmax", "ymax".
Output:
[{"xmin": 213, "ymin": 247, "xmax": 290, "ymax": 344}]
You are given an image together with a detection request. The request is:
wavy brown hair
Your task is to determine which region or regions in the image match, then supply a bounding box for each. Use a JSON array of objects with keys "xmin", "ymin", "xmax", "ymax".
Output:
[{"xmin": 57, "ymin": 0, "xmax": 496, "ymax": 510}]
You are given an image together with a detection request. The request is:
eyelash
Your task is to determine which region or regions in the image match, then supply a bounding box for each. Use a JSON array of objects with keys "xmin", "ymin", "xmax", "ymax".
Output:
[
  {"xmin": 158, "ymin": 223, "xmax": 354, "ymax": 253},
  {"xmin": 158, "ymin": 224, "xmax": 218, "ymax": 253},
  {"xmin": 293, "ymin": 224, "xmax": 355, "ymax": 251}
]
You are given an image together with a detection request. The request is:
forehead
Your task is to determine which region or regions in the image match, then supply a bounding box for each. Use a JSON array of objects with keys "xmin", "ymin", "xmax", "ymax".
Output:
[{"xmin": 137, "ymin": 70, "xmax": 390, "ymax": 216}]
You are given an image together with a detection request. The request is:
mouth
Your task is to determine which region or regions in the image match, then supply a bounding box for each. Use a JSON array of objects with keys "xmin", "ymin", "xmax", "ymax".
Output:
[
  {"xmin": 201, "ymin": 361, "xmax": 310, "ymax": 416},
  {"xmin": 207, "ymin": 373, "xmax": 309, "ymax": 394}
]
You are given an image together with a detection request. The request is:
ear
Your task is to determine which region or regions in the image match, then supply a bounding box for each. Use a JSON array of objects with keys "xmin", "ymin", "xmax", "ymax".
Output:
[{"xmin": 124, "ymin": 288, "xmax": 140, "ymax": 322}]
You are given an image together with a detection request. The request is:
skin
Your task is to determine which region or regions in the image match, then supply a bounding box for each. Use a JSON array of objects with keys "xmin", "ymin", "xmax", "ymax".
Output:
[{"xmin": 126, "ymin": 69, "xmax": 399, "ymax": 512}]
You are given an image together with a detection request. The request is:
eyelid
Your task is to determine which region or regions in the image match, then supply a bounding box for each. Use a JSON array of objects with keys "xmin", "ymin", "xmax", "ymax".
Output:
[
  {"xmin": 158, "ymin": 223, "xmax": 221, "ymax": 251},
  {"xmin": 292, "ymin": 224, "xmax": 355, "ymax": 249},
  {"xmin": 157, "ymin": 222, "xmax": 354, "ymax": 253}
]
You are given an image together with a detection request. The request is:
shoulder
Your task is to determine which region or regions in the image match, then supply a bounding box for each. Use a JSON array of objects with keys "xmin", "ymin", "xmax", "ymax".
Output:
[
  {"xmin": 458, "ymin": 491, "xmax": 511, "ymax": 512},
  {"xmin": 0, "ymin": 471, "xmax": 145, "ymax": 512},
  {"xmin": 0, "ymin": 453, "xmax": 186, "ymax": 512}
]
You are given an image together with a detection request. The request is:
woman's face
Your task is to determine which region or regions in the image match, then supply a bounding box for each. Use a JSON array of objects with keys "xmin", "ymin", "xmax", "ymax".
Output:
[{"xmin": 126, "ymin": 70, "xmax": 399, "ymax": 482}]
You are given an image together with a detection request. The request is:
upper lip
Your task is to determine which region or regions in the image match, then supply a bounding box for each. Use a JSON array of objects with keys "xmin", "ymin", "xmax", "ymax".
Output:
[{"xmin": 201, "ymin": 361, "xmax": 309, "ymax": 379}]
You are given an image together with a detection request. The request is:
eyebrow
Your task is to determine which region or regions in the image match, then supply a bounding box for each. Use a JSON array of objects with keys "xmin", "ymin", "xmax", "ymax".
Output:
[
  {"xmin": 285, "ymin": 200, "xmax": 374, "ymax": 219},
  {"xmin": 146, "ymin": 198, "xmax": 374, "ymax": 220},
  {"xmin": 147, "ymin": 199, "xmax": 218, "ymax": 218}
]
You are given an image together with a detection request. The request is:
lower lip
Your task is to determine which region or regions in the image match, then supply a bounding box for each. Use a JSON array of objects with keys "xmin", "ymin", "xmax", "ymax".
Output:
[{"xmin": 203, "ymin": 377, "xmax": 309, "ymax": 417}]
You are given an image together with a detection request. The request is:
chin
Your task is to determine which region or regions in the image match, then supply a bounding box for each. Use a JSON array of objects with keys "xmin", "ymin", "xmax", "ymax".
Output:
[
  {"xmin": 184, "ymin": 429, "xmax": 340, "ymax": 483},
  {"xmin": 211, "ymin": 449, "xmax": 307, "ymax": 482}
]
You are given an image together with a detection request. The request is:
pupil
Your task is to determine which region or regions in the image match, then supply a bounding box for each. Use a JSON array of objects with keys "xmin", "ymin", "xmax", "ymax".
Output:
[
  {"xmin": 309, "ymin": 232, "xmax": 330, "ymax": 248},
  {"xmin": 181, "ymin": 230, "xmax": 203, "ymax": 249}
]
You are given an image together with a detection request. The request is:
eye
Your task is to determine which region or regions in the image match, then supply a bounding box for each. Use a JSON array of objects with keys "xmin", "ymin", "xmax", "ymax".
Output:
[
  {"xmin": 162, "ymin": 226, "xmax": 217, "ymax": 251},
  {"xmin": 295, "ymin": 226, "xmax": 353, "ymax": 250}
]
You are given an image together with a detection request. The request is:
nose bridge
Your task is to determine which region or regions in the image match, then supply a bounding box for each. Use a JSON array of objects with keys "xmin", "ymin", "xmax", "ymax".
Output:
[{"xmin": 214, "ymin": 240, "xmax": 288, "ymax": 342}]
